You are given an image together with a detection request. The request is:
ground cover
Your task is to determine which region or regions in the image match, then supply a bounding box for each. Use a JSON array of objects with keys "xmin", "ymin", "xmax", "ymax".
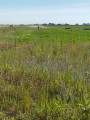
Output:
[{"xmin": 0, "ymin": 26, "xmax": 90, "ymax": 120}]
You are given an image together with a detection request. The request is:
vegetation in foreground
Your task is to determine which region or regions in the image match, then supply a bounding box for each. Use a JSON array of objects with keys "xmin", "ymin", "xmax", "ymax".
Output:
[{"xmin": 0, "ymin": 26, "xmax": 90, "ymax": 120}]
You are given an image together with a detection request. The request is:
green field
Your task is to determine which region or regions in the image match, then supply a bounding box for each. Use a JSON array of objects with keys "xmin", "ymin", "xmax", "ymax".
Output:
[{"xmin": 0, "ymin": 26, "xmax": 90, "ymax": 120}]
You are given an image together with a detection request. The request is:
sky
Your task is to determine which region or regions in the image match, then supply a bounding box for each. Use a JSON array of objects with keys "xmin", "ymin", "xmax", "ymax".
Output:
[{"xmin": 0, "ymin": 0, "xmax": 90, "ymax": 24}]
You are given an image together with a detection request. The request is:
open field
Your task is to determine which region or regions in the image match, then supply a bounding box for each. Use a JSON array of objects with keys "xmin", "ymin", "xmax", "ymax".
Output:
[{"xmin": 0, "ymin": 26, "xmax": 90, "ymax": 120}]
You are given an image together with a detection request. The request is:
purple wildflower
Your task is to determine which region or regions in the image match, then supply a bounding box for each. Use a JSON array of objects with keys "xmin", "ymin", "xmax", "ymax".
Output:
[{"xmin": 46, "ymin": 114, "xmax": 51, "ymax": 119}]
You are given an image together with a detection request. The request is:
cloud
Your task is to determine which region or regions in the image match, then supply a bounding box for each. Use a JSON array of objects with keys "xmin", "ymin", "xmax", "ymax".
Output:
[{"xmin": 0, "ymin": 8, "xmax": 90, "ymax": 16}]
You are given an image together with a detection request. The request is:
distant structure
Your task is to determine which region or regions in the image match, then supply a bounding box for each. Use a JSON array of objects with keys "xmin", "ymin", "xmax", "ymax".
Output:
[
  {"xmin": 83, "ymin": 28, "xmax": 90, "ymax": 30},
  {"xmin": 10, "ymin": 25, "xmax": 14, "ymax": 27},
  {"xmin": 65, "ymin": 28, "xmax": 71, "ymax": 29},
  {"xmin": 0, "ymin": 26, "xmax": 2, "ymax": 29}
]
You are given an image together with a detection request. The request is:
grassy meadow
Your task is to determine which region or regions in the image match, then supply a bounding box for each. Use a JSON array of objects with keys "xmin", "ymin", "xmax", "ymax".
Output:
[{"xmin": 0, "ymin": 26, "xmax": 90, "ymax": 120}]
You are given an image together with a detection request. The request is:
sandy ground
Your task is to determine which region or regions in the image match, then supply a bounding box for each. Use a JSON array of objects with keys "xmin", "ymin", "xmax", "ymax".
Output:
[{"xmin": 29, "ymin": 25, "xmax": 47, "ymax": 28}]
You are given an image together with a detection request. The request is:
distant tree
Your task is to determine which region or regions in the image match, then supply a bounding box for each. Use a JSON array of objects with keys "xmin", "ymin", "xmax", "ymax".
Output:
[
  {"xmin": 86, "ymin": 23, "xmax": 90, "ymax": 26},
  {"xmin": 65, "ymin": 23, "xmax": 69, "ymax": 26},
  {"xmin": 75, "ymin": 23, "xmax": 78, "ymax": 26},
  {"xmin": 48, "ymin": 23, "xmax": 55, "ymax": 26},
  {"xmin": 42, "ymin": 23, "xmax": 47, "ymax": 26},
  {"xmin": 82, "ymin": 23, "xmax": 90, "ymax": 26},
  {"xmin": 82, "ymin": 23, "xmax": 87, "ymax": 26},
  {"xmin": 19, "ymin": 24, "xmax": 25, "ymax": 27},
  {"xmin": 28, "ymin": 24, "xmax": 32, "ymax": 26},
  {"xmin": 10, "ymin": 25, "xmax": 14, "ymax": 27},
  {"xmin": 57, "ymin": 24, "xmax": 61, "ymax": 26},
  {"xmin": 34, "ymin": 24, "xmax": 39, "ymax": 26},
  {"xmin": 62, "ymin": 23, "xmax": 65, "ymax": 26}
]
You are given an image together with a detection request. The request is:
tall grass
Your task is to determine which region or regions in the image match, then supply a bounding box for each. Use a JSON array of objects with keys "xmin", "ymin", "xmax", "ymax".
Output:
[{"xmin": 0, "ymin": 26, "xmax": 90, "ymax": 120}]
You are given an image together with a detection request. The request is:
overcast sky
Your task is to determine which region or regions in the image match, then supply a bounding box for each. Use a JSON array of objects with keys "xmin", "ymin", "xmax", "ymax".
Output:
[{"xmin": 0, "ymin": 0, "xmax": 90, "ymax": 24}]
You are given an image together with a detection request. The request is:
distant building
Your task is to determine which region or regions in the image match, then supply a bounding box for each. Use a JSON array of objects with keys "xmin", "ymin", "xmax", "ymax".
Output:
[{"xmin": 0, "ymin": 26, "xmax": 2, "ymax": 29}]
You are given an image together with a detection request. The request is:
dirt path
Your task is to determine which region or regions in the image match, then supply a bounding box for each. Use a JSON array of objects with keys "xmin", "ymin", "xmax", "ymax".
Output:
[{"xmin": 29, "ymin": 25, "xmax": 47, "ymax": 28}]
